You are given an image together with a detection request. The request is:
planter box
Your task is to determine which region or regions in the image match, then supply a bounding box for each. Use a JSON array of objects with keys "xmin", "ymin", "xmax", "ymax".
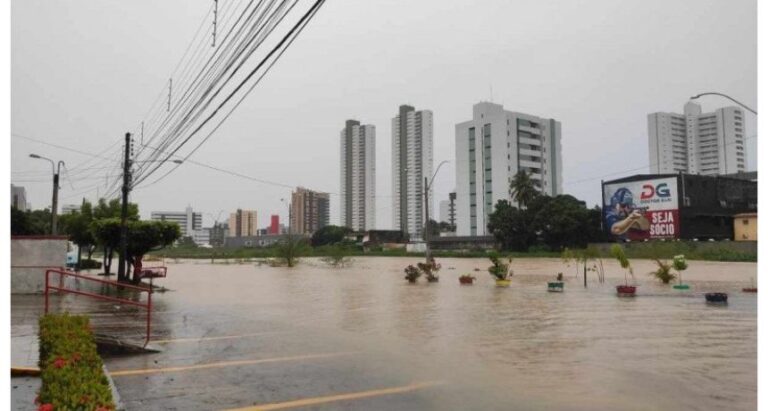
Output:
[
  {"xmin": 672, "ymin": 284, "xmax": 690, "ymax": 290},
  {"xmin": 705, "ymin": 292, "xmax": 728, "ymax": 304},
  {"xmin": 547, "ymin": 281, "xmax": 564, "ymax": 292},
  {"xmin": 459, "ymin": 277, "xmax": 475, "ymax": 285},
  {"xmin": 616, "ymin": 285, "xmax": 636, "ymax": 296},
  {"xmin": 742, "ymin": 287, "xmax": 757, "ymax": 293},
  {"xmin": 495, "ymin": 279, "xmax": 511, "ymax": 287}
]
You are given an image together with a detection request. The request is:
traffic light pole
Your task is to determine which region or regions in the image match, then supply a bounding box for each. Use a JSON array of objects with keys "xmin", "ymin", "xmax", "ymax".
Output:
[{"xmin": 117, "ymin": 132, "xmax": 131, "ymax": 281}]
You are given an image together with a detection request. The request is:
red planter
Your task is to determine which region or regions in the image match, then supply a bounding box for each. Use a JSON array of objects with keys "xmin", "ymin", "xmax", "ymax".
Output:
[
  {"xmin": 459, "ymin": 277, "xmax": 475, "ymax": 285},
  {"xmin": 616, "ymin": 285, "xmax": 637, "ymax": 296}
]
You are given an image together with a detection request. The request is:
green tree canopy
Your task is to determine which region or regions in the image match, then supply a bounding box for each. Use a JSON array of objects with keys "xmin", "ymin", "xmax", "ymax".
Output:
[
  {"xmin": 311, "ymin": 225, "xmax": 352, "ymax": 247},
  {"xmin": 510, "ymin": 170, "xmax": 540, "ymax": 208},
  {"xmin": 93, "ymin": 198, "xmax": 139, "ymax": 220}
]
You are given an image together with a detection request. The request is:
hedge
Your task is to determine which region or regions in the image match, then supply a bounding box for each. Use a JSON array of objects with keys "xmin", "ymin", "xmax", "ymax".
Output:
[{"xmin": 37, "ymin": 314, "xmax": 115, "ymax": 411}]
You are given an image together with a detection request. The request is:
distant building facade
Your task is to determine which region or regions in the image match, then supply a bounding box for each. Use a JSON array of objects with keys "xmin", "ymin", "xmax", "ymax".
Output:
[
  {"xmin": 11, "ymin": 184, "xmax": 27, "ymax": 211},
  {"xmin": 391, "ymin": 105, "xmax": 433, "ymax": 240},
  {"xmin": 648, "ymin": 101, "xmax": 748, "ymax": 176},
  {"xmin": 733, "ymin": 213, "xmax": 757, "ymax": 241},
  {"xmin": 209, "ymin": 222, "xmax": 228, "ymax": 247},
  {"xmin": 269, "ymin": 215, "xmax": 280, "ymax": 235},
  {"xmin": 290, "ymin": 187, "xmax": 330, "ymax": 235},
  {"xmin": 455, "ymin": 102, "xmax": 563, "ymax": 236},
  {"xmin": 228, "ymin": 209, "xmax": 257, "ymax": 237},
  {"xmin": 151, "ymin": 206, "xmax": 203, "ymax": 238},
  {"xmin": 340, "ymin": 119, "xmax": 376, "ymax": 231},
  {"xmin": 439, "ymin": 192, "xmax": 457, "ymax": 227}
]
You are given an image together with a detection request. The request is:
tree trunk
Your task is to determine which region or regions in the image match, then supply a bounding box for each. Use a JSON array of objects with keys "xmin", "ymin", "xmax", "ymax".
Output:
[{"xmin": 76, "ymin": 245, "xmax": 82, "ymax": 272}]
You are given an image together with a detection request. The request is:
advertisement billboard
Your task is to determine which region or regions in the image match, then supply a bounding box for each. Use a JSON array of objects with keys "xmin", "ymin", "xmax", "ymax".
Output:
[{"xmin": 602, "ymin": 176, "xmax": 679, "ymax": 240}]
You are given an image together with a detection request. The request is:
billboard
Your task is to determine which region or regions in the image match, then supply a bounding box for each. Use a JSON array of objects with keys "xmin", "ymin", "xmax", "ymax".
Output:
[{"xmin": 602, "ymin": 176, "xmax": 679, "ymax": 240}]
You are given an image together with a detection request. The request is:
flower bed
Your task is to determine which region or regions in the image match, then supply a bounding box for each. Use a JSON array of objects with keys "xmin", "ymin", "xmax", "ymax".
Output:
[{"xmin": 38, "ymin": 313, "xmax": 115, "ymax": 411}]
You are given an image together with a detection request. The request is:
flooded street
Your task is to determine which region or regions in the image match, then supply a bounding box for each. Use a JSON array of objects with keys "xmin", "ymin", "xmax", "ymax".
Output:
[{"xmin": 37, "ymin": 257, "xmax": 757, "ymax": 410}]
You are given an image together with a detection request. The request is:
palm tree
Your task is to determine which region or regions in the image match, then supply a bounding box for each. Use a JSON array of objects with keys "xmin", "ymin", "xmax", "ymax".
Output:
[{"xmin": 510, "ymin": 170, "xmax": 539, "ymax": 208}]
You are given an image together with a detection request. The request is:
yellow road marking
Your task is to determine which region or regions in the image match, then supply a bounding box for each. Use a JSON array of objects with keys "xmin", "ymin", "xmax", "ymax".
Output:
[
  {"xmin": 109, "ymin": 352, "xmax": 357, "ymax": 377},
  {"xmin": 11, "ymin": 367, "xmax": 41, "ymax": 377},
  {"xmin": 224, "ymin": 381, "xmax": 445, "ymax": 411},
  {"xmin": 153, "ymin": 331, "xmax": 283, "ymax": 344}
]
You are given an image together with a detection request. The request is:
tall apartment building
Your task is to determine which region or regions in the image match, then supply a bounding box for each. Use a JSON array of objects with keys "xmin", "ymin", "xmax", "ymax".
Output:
[
  {"xmin": 228, "ymin": 209, "xmax": 257, "ymax": 237},
  {"xmin": 269, "ymin": 215, "xmax": 280, "ymax": 235},
  {"xmin": 439, "ymin": 192, "xmax": 456, "ymax": 227},
  {"xmin": 455, "ymin": 102, "xmax": 563, "ymax": 236},
  {"xmin": 340, "ymin": 119, "xmax": 376, "ymax": 231},
  {"xmin": 391, "ymin": 105, "xmax": 433, "ymax": 240},
  {"xmin": 290, "ymin": 187, "xmax": 330, "ymax": 235},
  {"xmin": 11, "ymin": 184, "xmax": 28, "ymax": 211},
  {"xmin": 151, "ymin": 206, "xmax": 203, "ymax": 238},
  {"xmin": 648, "ymin": 101, "xmax": 748, "ymax": 175}
]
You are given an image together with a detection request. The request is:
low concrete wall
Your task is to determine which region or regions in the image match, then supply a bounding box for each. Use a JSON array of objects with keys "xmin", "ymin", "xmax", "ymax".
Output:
[{"xmin": 11, "ymin": 236, "xmax": 69, "ymax": 294}]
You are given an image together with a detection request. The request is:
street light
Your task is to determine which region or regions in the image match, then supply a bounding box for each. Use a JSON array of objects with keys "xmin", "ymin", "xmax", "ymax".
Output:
[
  {"xmin": 423, "ymin": 160, "xmax": 450, "ymax": 261},
  {"xmin": 280, "ymin": 197, "xmax": 292, "ymax": 235},
  {"xmin": 29, "ymin": 153, "xmax": 64, "ymax": 235},
  {"xmin": 690, "ymin": 92, "xmax": 757, "ymax": 115}
]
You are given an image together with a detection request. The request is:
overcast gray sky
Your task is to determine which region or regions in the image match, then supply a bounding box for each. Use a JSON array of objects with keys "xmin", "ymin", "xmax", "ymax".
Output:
[{"xmin": 11, "ymin": 0, "xmax": 757, "ymax": 229}]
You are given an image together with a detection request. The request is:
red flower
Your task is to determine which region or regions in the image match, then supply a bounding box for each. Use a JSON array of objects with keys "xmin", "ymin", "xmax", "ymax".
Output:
[
  {"xmin": 38, "ymin": 403, "xmax": 54, "ymax": 411},
  {"xmin": 95, "ymin": 406, "xmax": 111, "ymax": 411},
  {"xmin": 52, "ymin": 357, "xmax": 67, "ymax": 369}
]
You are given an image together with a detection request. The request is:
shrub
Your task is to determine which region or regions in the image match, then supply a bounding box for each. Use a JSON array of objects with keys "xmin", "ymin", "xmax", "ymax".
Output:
[
  {"xmin": 320, "ymin": 245, "xmax": 351, "ymax": 267},
  {"xmin": 404, "ymin": 265, "xmax": 421, "ymax": 282},
  {"xmin": 650, "ymin": 259, "xmax": 676, "ymax": 284},
  {"xmin": 488, "ymin": 254, "xmax": 511, "ymax": 280},
  {"xmin": 38, "ymin": 313, "xmax": 115, "ymax": 411},
  {"xmin": 417, "ymin": 258, "xmax": 441, "ymax": 282}
]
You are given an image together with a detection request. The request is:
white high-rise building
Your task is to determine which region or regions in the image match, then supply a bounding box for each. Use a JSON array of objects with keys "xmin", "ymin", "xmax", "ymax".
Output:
[
  {"xmin": 455, "ymin": 102, "xmax": 562, "ymax": 236},
  {"xmin": 648, "ymin": 101, "xmax": 747, "ymax": 175},
  {"xmin": 340, "ymin": 120, "xmax": 376, "ymax": 231},
  {"xmin": 11, "ymin": 184, "xmax": 28, "ymax": 211},
  {"xmin": 151, "ymin": 206, "xmax": 202, "ymax": 238},
  {"xmin": 391, "ymin": 105, "xmax": 433, "ymax": 240}
]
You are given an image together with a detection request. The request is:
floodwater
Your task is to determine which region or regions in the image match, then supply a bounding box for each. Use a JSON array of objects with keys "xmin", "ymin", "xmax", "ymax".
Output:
[{"xmin": 45, "ymin": 257, "xmax": 758, "ymax": 410}]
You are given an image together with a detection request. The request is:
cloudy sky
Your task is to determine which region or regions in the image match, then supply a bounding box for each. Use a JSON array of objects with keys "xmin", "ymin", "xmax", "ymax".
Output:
[{"xmin": 11, "ymin": 0, "xmax": 757, "ymax": 229}]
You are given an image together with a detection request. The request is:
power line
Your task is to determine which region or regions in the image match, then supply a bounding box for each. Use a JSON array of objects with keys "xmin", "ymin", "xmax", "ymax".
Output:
[{"xmin": 135, "ymin": 0, "xmax": 326, "ymax": 188}]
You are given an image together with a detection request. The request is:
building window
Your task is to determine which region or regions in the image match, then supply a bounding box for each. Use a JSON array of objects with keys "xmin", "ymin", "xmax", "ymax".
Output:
[{"xmin": 743, "ymin": 219, "xmax": 749, "ymax": 225}]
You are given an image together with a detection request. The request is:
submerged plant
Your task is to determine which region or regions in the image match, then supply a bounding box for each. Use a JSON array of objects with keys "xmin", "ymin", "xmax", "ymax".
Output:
[
  {"xmin": 650, "ymin": 259, "xmax": 676, "ymax": 284},
  {"xmin": 610, "ymin": 244, "xmax": 634, "ymax": 285},
  {"xmin": 418, "ymin": 258, "xmax": 441, "ymax": 282},
  {"xmin": 488, "ymin": 254, "xmax": 511, "ymax": 281},
  {"xmin": 404, "ymin": 265, "xmax": 421, "ymax": 283}
]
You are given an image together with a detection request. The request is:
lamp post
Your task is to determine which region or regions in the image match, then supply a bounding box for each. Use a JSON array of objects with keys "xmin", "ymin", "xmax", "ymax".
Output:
[
  {"xmin": 690, "ymin": 92, "xmax": 757, "ymax": 115},
  {"xmin": 423, "ymin": 160, "xmax": 450, "ymax": 262},
  {"xmin": 29, "ymin": 154, "xmax": 64, "ymax": 235},
  {"xmin": 280, "ymin": 197, "xmax": 292, "ymax": 235}
]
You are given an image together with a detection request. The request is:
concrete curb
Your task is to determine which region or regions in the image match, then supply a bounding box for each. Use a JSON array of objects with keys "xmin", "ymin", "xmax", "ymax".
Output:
[
  {"xmin": 10, "ymin": 367, "xmax": 41, "ymax": 377},
  {"xmin": 103, "ymin": 364, "xmax": 125, "ymax": 411}
]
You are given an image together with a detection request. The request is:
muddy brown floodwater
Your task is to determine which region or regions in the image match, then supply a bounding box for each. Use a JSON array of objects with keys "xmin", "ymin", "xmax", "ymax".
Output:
[{"xmin": 95, "ymin": 257, "xmax": 756, "ymax": 410}]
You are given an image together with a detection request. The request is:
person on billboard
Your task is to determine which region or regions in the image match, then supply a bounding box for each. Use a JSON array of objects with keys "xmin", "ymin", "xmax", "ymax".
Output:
[{"xmin": 605, "ymin": 188, "xmax": 650, "ymax": 236}]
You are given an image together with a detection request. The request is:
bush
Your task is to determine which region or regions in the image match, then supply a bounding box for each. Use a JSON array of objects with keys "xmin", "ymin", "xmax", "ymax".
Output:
[
  {"xmin": 38, "ymin": 314, "xmax": 115, "ymax": 411},
  {"xmin": 404, "ymin": 265, "xmax": 421, "ymax": 282},
  {"xmin": 650, "ymin": 259, "xmax": 676, "ymax": 284},
  {"xmin": 78, "ymin": 259, "xmax": 102, "ymax": 270},
  {"xmin": 488, "ymin": 254, "xmax": 511, "ymax": 280},
  {"xmin": 320, "ymin": 245, "xmax": 352, "ymax": 267}
]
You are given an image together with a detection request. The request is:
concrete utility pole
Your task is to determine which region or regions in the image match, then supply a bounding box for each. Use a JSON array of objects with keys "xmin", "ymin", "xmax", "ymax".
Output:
[
  {"xmin": 118, "ymin": 133, "xmax": 132, "ymax": 280},
  {"xmin": 29, "ymin": 154, "xmax": 64, "ymax": 234}
]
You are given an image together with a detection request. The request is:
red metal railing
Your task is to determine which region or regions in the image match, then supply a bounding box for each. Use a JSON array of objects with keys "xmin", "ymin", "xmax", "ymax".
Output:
[{"xmin": 44, "ymin": 268, "xmax": 154, "ymax": 347}]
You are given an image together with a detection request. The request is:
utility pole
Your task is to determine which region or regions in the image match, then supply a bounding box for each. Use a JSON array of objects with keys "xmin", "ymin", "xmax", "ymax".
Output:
[
  {"xmin": 51, "ymin": 171, "xmax": 60, "ymax": 235},
  {"xmin": 212, "ymin": 0, "xmax": 218, "ymax": 47},
  {"xmin": 118, "ymin": 132, "xmax": 132, "ymax": 281},
  {"xmin": 424, "ymin": 176, "xmax": 430, "ymax": 262}
]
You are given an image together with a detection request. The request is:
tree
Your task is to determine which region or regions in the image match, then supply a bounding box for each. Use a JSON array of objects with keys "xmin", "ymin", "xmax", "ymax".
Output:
[
  {"xmin": 11, "ymin": 207, "xmax": 30, "ymax": 235},
  {"xmin": 531, "ymin": 194, "xmax": 592, "ymax": 250},
  {"xmin": 425, "ymin": 219, "xmax": 441, "ymax": 238},
  {"xmin": 93, "ymin": 198, "xmax": 138, "ymax": 220},
  {"xmin": 91, "ymin": 218, "xmax": 122, "ymax": 277},
  {"xmin": 275, "ymin": 235, "xmax": 309, "ymax": 267},
  {"xmin": 510, "ymin": 170, "xmax": 540, "ymax": 209},
  {"xmin": 486, "ymin": 200, "xmax": 536, "ymax": 251},
  {"xmin": 310, "ymin": 225, "xmax": 351, "ymax": 247},
  {"xmin": 59, "ymin": 200, "xmax": 96, "ymax": 269},
  {"xmin": 126, "ymin": 220, "xmax": 180, "ymax": 283}
]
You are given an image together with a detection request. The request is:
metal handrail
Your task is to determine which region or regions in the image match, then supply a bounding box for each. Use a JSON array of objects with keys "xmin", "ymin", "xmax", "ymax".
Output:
[{"xmin": 44, "ymin": 268, "xmax": 154, "ymax": 347}]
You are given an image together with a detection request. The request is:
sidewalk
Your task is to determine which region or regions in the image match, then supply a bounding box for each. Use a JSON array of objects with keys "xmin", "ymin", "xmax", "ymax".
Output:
[{"xmin": 11, "ymin": 295, "xmax": 44, "ymax": 411}]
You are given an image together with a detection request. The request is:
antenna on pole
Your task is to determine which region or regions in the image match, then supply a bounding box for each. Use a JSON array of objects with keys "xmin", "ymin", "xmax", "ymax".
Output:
[
  {"xmin": 212, "ymin": 0, "xmax": 218, "ymax": 47},
  {"xmin": 167, "ymin": 78, "xmax": 172, "ymax": 112}
]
